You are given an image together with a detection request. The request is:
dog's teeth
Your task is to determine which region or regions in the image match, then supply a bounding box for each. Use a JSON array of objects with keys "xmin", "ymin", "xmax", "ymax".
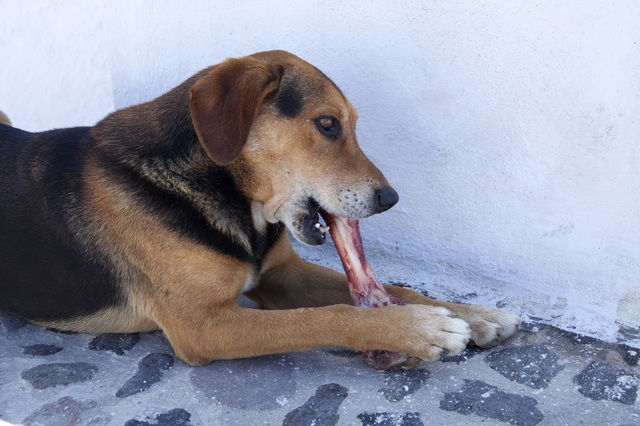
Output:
[{"xmin": 313, "ymin": 222, "xmax": 329, "ymax": 234}]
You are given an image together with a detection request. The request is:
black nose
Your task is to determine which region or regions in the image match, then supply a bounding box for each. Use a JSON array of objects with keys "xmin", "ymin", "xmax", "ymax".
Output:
[{"xmin": 374, "ymin": 186, "xmax": 399, "ymax": 213}]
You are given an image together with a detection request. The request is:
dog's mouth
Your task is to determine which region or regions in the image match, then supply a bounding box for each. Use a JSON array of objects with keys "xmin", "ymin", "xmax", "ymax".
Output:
[{"xmin": 291, "ymin": 197, "xmax": 332, "ymax": 246}]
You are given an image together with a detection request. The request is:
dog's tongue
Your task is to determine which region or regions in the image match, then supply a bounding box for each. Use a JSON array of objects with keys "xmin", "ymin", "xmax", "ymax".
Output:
[{"xmin": 322, "ymin": 212, "xmax": 425, "ymax": 370}]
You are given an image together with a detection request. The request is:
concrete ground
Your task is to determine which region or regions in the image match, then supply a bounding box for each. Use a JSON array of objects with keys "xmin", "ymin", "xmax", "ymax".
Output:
[{"xmin": 1, "ymin": 242, "xmax": 639, "ymax": 426}]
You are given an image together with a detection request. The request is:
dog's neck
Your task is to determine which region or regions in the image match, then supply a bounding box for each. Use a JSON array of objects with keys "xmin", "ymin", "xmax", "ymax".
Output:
[
  {"xmin": 89, "ymin": 71, "xmax": 283, "ymax": 266},
  {"xmin": 92, "ymin": 70, "xmax": 206, "ymax": 164},
  {"xmin": 90, "ymin": 73, "xmax": 263, "ymax": 253}
]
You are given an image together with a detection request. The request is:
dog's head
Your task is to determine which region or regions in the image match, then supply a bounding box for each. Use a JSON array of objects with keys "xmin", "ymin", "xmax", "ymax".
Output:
[{"xmin": 190, "ymin": 50, "xmax": 398, "ymax": 246}]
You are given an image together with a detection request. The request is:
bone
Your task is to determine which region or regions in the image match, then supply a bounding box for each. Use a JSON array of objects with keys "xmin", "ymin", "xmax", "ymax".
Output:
[{"xmin": 322, "ymin": 213, "xmax": 425, "ymax": 370}]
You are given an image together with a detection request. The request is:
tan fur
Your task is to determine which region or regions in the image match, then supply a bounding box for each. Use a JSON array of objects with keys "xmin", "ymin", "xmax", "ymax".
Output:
[
  {"xmin": 236, "ymin": 83, "xmax": 387, "ymax": 227},
  {"xmin": 0, "ymin": 111, "xmax": 11, "ymax": 126},
  {"xmin": 10, "ymin": 51, "xmax": 519, "ymax": 366}
]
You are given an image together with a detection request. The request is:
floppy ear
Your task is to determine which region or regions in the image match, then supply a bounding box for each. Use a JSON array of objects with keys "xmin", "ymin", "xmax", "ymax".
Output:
[{"xmin": 190, "ymin": 57, "xmax": 280, "ymax": 165}]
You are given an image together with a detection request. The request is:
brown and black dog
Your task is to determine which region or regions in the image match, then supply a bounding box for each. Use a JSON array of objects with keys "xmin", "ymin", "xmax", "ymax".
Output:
[{"xmin": 0, "ymin": 51, "xmax": 519, "ymax": 366}]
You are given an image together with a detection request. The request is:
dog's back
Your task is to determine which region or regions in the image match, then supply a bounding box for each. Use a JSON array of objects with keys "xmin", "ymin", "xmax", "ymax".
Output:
[{"xmin": 0, "ymin": 124, "xmax": 123, "ymax": 322}]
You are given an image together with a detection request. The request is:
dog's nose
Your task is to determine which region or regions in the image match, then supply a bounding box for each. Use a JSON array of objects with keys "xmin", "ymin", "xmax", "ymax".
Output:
[{"xmin": 374, "ymin": 186, "xmax": 399, "ymax": 213}]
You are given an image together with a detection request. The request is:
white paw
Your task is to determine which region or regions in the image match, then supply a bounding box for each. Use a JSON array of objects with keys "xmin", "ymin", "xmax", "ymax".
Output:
[
  {"xmin": 459, "ymin": 306, "xmax": 521, "ymax": 348},
  {"xmin": 409, "ymin": 306, "xmax": 472, "ymax": 361}
]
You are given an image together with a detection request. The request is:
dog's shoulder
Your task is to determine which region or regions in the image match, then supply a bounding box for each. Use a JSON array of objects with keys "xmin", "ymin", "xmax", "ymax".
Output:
[{"xmin": 90, "ymin": 107, "xmax": 284, "ymax": 268}]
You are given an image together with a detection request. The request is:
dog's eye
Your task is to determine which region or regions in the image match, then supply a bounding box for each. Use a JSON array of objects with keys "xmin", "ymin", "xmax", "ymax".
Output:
[
  {"xmin": 318, "ymin": 117, "xmax": 334, "ymax": 131},
  {"xmin": 315, "ymin": 116, "xmax": 340, "ymax": 138}
]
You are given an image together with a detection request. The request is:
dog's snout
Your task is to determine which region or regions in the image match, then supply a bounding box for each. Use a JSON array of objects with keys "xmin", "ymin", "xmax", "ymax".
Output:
[{"xmin": 374, "ymin": 186, "xmax": 399, "ymax": 213}]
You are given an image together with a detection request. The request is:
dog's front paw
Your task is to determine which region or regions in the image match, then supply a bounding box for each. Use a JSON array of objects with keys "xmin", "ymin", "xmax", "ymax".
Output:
[
  {"xmin": 451, "ymin": 305, "xmax": 521, "ymax": 348},
  {"xmin": 405, "ymin": 306, "xmax": 472, "ymax": 361}
]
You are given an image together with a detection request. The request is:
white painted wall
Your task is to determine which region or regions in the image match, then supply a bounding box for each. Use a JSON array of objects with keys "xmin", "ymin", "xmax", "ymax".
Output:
[{"xmin": 1, "ymin": 0, "xmax": 639, "ymax": 343}]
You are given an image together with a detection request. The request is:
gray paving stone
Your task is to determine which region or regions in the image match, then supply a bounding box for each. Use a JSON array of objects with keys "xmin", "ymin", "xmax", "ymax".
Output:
[
  {"xmin": 519, "ymin": 321, "xmax": 543, "ymax": 333},
  {"xmin": 22, "ymin": 344, "xmax": 63, "ymax": 356},
  {"xmin": 357, "ymin": 412, "xmax": 423, "ymax": 426},
  {"xmin": 21, "ymin": 362, "xmax": 98, "ymax": 389},
  {"xmin": 397, "ymin": 412, "xmax": 423, "ymax": 426},
  {"xmin": 441, "ymin": 346, "xmax": 484, "ymax": 364},
  {"xmin": 0, "ymin": 311, "xmax": 28, "ymax": 332},
  {"xmin": 485, "ymin": 344, "xmax": 564, "ymax": 389},
  {"xmin": 378, "ymin": 369, "xmax": 429, "ymax": 402},
  {"xmin": 124, "ymin": 408, "xmax": 191, "ymax": 426},
  {"xmin": 439, "ymin": 379, "xmax": 543, "ymax": 426},
  {"xmin": 574, "ymin": 361, "xmax": 639, "ymax": 405},
  {"xmin": 523, "ymin": 331, "xmax": 550, "ymax": 345},
  {"xmin": 189, "ymin": 354, "xmax": 296, "ymax": 410},
  {"xmin": 22, "ymin": 396, "xmax": 97, "ymax": 426},
  {"xmin": 88, "ymin": 333, "xmax": 140, "ymax": 355},
  {"xmin": 283, "ymin": 383, "xmax": 348, "ymax": 426},
  {"xmin": 2, "ymin": 282, "xmax": 639, "ymax": 426},
  {"xmin": 618, "ymin": 344, "xmax": 639, "ymax": 367},
  {"xmin": 358, "ymin": 412, "xmax": 395, "ymax": 426},
  {"xmin": 116, "ymin": 353, "xmax": 174, "ymax": 398},
  {"xmin": 559, "ymin": 329, "xmax": 602, "ymax": 345}
]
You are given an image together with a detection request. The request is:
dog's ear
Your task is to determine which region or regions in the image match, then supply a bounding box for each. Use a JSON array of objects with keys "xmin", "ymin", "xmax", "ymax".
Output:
[{"xmin": 190, "ymin": 57, "xmax": 280, "ymax": 165}]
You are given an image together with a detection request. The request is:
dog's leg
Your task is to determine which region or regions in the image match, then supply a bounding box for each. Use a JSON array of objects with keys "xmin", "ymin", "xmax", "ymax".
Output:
[
  {"xmin": 246, "ymin": 235, "xmax": 519, "ymax": 348},
  {"xmin": 250, "ymin": 262, "xmax": 518, "ymax": 349},
  {"xmin": 158, "ymin": 298, "xmax": 470, "ymax": 366},
  {"xmin": 127, "ymin": 232, "xmax": 468, "ymax": 366},
  {"xmin": 247, "ymin": 259, "xmax": 354, "ymax": 309},
  {"xmin": 245, "ymin": 234, "xmax": 354, "ymax": 309}
]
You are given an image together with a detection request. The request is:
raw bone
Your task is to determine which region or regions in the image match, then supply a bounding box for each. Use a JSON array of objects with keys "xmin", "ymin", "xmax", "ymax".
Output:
[{"xmin": 323, "ymin": 213, "xmax": 425, "ymax": 370}]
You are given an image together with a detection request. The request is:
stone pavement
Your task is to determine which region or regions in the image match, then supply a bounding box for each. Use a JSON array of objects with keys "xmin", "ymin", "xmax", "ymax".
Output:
[
  {"xmin": 1, "ymin": 299, "xmax": 639, "ymax": 425},
  {"xmin": 1, "ymin": 241, "xmax": 639, "ymax": 425}
]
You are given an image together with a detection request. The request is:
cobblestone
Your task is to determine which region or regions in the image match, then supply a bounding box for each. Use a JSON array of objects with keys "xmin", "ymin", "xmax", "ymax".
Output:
[{"xmin": 1, "ymin": 304, "xmax": 639, "ymax": 425}]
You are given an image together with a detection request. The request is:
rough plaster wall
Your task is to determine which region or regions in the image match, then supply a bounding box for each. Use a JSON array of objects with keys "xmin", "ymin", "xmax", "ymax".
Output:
[
  {"xmin": 0, "ymin": 1, "xmax": 638, "ymax": 342},
  {"xmin": 0, "ymin": 1, "xmax": 114, "ymax": 130}
]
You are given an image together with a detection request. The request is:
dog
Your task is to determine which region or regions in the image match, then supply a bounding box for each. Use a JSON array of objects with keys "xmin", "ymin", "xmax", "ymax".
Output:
[{"xmin": 0, "ymin": 51, "xmax": 520, "ymax": 366}]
